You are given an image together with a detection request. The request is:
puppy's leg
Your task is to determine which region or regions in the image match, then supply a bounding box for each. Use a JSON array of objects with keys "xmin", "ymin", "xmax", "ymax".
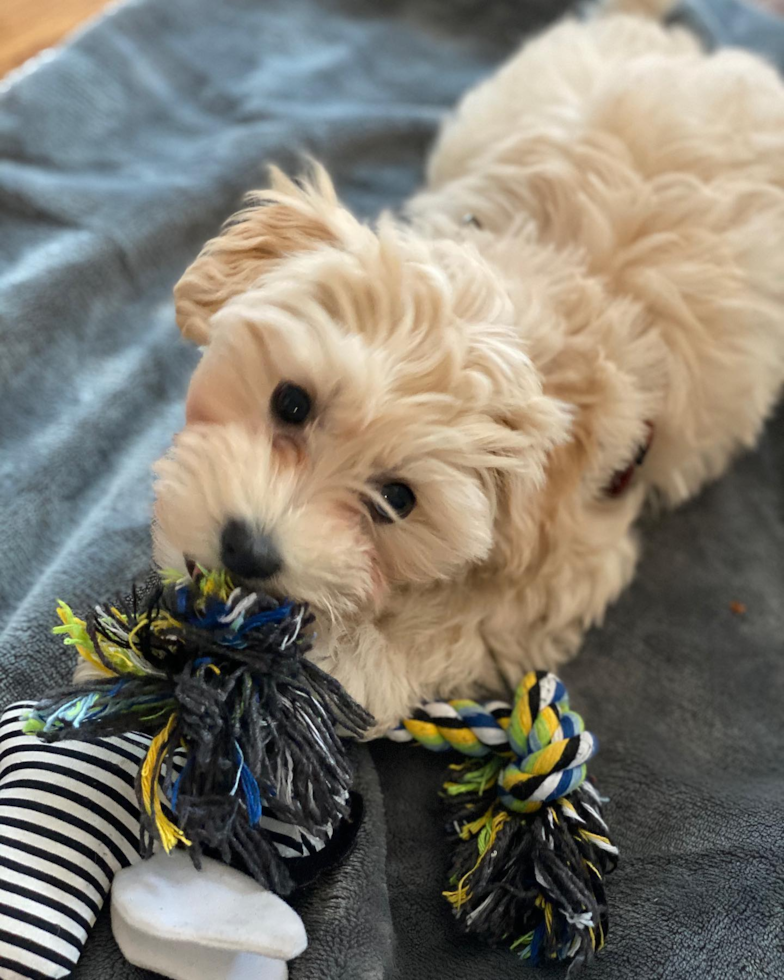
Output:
[
  {"xmin": 480, "ymin": 524, "xmax": 641, "ymax": 686},
  {"xmin": 310, "ymin": 613, "xmax": 504, "ymax": 733}
]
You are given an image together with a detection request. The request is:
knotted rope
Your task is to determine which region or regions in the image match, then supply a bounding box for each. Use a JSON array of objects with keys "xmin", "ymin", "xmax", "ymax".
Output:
[{"xmin": 392, "ymin": 670, "xmax": 618, "ymax": 966}]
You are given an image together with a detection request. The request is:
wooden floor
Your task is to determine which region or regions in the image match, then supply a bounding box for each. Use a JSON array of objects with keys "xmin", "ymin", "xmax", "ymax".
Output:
[
  {"xmin": 1, "ymin": 0, "xmax": 783, "ymax": 80},
  {"xmin": 0, "ymin": 0, "xmax": 114, "ymax": 78}
]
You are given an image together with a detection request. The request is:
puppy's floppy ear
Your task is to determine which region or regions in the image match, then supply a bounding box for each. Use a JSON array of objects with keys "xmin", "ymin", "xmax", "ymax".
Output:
[
  {"xmin": 487, "ymin": 392, "xmax": 575, "ymax": 576},
  {"xmin": 174, "ymin": 165, "xmax": 339, "ymax": 345},
  {"xmin": 494, "ymin": 393, "xmax": 575, "ymax": 490}
]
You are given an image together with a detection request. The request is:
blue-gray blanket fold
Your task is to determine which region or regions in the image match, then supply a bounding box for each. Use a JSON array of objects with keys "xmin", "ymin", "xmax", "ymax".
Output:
[{"xmin": 1, "ymin": 0, "xmax": 782, "ymax": 977}]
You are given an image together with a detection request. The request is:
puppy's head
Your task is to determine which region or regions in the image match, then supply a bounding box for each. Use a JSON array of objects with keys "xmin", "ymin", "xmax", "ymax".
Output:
[{"xmin": 153, "ymin": 166, "xmax": 571, "ymax": 679}]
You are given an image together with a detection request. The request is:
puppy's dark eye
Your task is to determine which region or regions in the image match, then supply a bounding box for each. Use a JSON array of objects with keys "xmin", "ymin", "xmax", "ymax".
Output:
[
  {"xmin": 370, "ymin": 482, "xmax": 416, "ymax": 523},
  {"xmin": 272, "ymin": 383, "xmax": 311, "ymax": 425}
]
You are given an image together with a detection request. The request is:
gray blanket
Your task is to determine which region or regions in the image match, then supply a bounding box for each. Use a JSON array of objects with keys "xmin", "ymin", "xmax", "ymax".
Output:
[{"xmin": 1, "ymin": 0, "xmax": 783, "ymax": 977}]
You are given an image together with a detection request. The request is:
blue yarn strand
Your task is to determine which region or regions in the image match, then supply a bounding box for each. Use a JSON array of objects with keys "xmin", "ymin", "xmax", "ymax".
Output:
[
  {"xmin": 240, "ymin": 764, "xmax": 263, "ymax": 825},
  {"xmin": 170, "ymin": 758, "xmax": 190, "ymax": 812},
  {"xmin": 233, "ymin": 742, "xmax": 262, "ymax": 824}
]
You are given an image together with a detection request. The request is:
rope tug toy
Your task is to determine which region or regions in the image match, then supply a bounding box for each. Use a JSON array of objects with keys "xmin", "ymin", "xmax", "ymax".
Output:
[
  {"xmin": 25, "ymin": 568, "xmax": 373, "ymax": 895},
  {"xmin": 389, "ymin": 673, "xmax": 619, "ymax": 966}
]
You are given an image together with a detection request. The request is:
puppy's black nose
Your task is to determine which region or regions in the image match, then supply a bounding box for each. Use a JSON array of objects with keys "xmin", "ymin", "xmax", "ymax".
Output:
[{"xmin": 220, "ymin": 519, "xmax": 282, "ymax": 581}]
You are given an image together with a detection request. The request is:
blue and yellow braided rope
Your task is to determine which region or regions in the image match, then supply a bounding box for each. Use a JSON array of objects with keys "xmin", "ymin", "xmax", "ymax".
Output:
[
  {"xmin": 500, "ymin": 671, "xmax": 595, "ymax": 813},
  {"xmin": 391, "ymin": 671, "xmax": 596, "ymax": 811},
  {"xmin": 388, "ymin": 698, "xmax": 511, "ymax": 756}
]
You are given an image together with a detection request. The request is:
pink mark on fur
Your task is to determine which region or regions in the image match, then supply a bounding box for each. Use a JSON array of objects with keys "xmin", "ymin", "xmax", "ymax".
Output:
[
  {"xmin": 368, "ymin": 557, "xmax": 388, "ymax": 607},
  {"xmin": 185, "ymin": 389, "xmax": 216, "ymax": 426},
  {"xmin": 272, "ymin": 433, "xmax": 306, "ymax": 469}
]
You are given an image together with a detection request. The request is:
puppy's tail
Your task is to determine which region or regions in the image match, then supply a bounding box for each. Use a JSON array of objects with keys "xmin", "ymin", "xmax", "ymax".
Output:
[{"xmin": 594, "ymin": 0, "xmax": 677, "ymax": 19}]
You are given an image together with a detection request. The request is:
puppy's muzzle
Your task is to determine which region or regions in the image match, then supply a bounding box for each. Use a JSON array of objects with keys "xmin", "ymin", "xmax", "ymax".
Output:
[{"xmin": 220, "ymin": 518, "xmax": 283, "ymax": 582}]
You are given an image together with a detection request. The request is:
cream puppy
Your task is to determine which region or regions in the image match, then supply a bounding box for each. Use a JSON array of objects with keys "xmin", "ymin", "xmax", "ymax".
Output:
[{"xmin": 152, "ymin": 2, "xmax": 784, "ymax": 728}]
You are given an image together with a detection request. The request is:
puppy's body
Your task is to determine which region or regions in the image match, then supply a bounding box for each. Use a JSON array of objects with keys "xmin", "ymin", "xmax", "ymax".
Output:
[{"xmin": 153, "ymin": 8, "xmax": 784, "ymax": 727}]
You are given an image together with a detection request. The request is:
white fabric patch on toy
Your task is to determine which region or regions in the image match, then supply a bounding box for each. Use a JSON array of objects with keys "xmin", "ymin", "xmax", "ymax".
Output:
[
  {"xmin": 112, "ymin": 850, "xmax": 306, "ymax": 980},
  {"xmin": 0, "ymin": 702, "xmax": 307, "ymax": 980}
]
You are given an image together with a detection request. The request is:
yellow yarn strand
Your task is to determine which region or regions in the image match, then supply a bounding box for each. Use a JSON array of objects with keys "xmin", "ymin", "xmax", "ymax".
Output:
[
  {"xmin": 579, "ymin": 829, "xmax": 613, "ymax": 849},
  {"xmin": 522, "ymin": 738, "xmax": 571, "ymax": 776},
  {"xmin": 584, "ymin": 860, "xmax": 602, "ymax": 879},
  {"xmin": 126, "ymin": 609, "xmax": 184, "ymax": 656},
  {"xmin": 126, "ymin": 613, "xmax": 151, "ymax": 656},
  {"xmin": 538, "ymin": 894, "xmax": 553, "ymax": 934},
  {"xmin": 444, "ymin": 807, "xmax": 509, "ymax": 910},
  {"xmin": 150, "ymin": 610, "xmax": 183, "ymax": 635},
  {"xmin": 541, "ymin": 704, "xmax": 560, "ymax": 734},
  {"xmin": 514, "ymin": 672, "xmax": 539, "ymax": 736},
  {"xmin": 560, "ymin": 798, "xmax": 578, "ymax": 818},
  {"xmin": 403, "ymin": 717, "xmax": 439, "ymax": 740},
  {"xmin": 139, "ymin": 714, "xmax": 191, "ymax": 852},
  {"xmin": 457, "ymin": 805, "xmax": 496, "ymax": 841}
]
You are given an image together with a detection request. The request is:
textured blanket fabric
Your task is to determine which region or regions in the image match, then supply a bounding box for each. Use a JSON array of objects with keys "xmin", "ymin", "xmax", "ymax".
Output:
[{"xmin": 1, "ymin": 0, "xmax": 782, "ymax": 978}]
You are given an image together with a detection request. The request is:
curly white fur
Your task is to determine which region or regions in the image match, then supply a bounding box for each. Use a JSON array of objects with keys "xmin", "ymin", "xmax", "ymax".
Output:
[{"xmin": 153, "ymin": 7, "xmax": 784, "ymax": 728}]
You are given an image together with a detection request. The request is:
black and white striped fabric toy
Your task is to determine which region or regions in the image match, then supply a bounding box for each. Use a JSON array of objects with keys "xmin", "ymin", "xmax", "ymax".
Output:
[
  {"xmin": 0, "ymin": 701, "xmax": 151, "ymax": 979},
  {"xmin": 0, "ymin": 702, "xmax": 329, "ymax": 980}
]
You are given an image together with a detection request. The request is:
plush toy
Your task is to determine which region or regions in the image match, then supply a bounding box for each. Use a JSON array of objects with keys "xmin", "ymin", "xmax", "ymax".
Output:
[
  {"xmin": 0, "ymin": 703, "xmax": 307, "ymax": 980},
  {"xmin": 0, "ymin": 569, "xmax": 616, "ymax": 978},
  {"xmin": 0, "ymin": 569, "xmax": 370, "ymax": 980},
  {"xmin": 25, "ymin": 568, "xmax": 372, "ymax": 893}
]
